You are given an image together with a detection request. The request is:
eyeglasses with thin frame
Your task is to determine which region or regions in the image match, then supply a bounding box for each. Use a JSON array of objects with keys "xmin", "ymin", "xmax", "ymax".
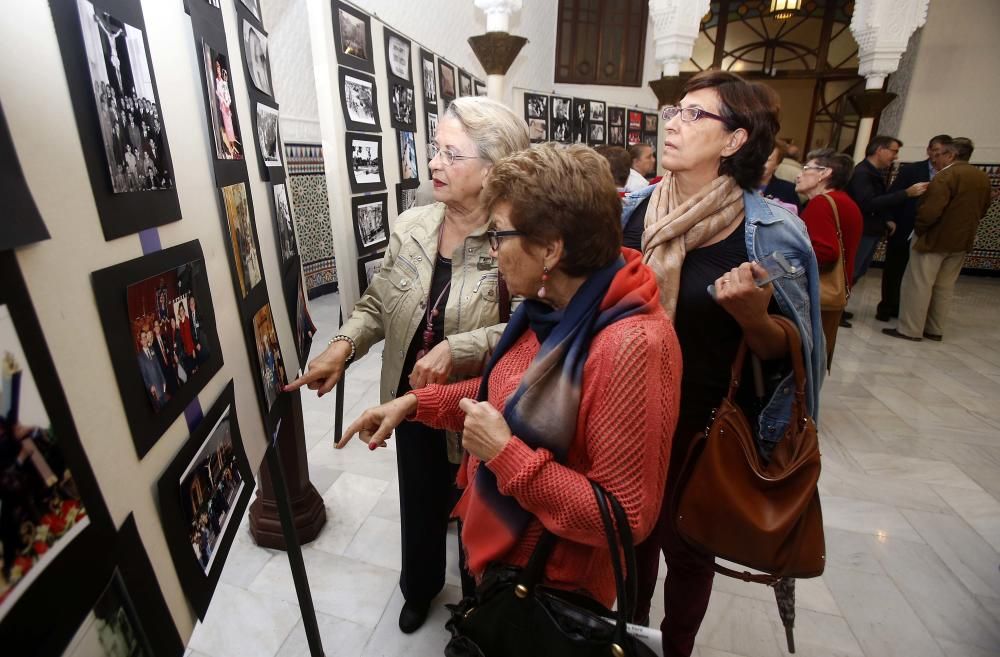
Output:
[
  {"xmin": 428, "ymin": 143, "xmax": 482, "ymax": 167},
  {"xmin": 661, "ymin": 105, "xmax": 734, "ymax": 129},
  {"xmin": 801, "ymin": 164, "xmax": 829, "ymax": 173},
  {"xmin": 487, "ymin": 229, "xmax": 524, "ymax": 250}
]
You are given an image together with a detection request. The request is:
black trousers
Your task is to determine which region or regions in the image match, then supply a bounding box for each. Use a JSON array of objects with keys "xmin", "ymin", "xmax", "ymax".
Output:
[
  {"xmin": 395, "ymin": 418, "xmax": 475, "ymax": 604},
  {"xmin": 878, "ymin": 238, "xmax": 911, "ymax": 318}
]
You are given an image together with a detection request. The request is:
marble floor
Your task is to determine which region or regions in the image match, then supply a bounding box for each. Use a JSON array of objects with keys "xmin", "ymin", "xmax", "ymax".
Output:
[{"xmin": 186, "ymin": 271, "xmax": 1000, "ymax": 657}]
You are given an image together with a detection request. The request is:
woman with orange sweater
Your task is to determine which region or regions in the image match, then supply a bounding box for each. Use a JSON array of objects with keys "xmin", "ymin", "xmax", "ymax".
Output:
[{"xmin": 339, "ymin": 144, "xmax": 681, "ymax": 609}]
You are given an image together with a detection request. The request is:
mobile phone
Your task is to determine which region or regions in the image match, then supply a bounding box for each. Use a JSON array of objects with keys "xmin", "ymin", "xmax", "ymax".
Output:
[{"xmin": 706, "ymin": 251, "xmax": 797, "ymax": 299}]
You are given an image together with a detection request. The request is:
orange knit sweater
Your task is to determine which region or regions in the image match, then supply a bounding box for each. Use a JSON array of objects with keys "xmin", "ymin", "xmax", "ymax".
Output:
[{"xmin": 412, "ymin": 311, "xmax": 681, "ymax": 606}]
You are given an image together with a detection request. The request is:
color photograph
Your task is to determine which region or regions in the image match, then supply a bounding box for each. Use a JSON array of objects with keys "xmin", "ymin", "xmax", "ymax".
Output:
[
  {"xmin": 222, "ymin": 183, "xmax": 262, "ymax": 297},
  {"xmin": 399, "ymin": 131, "xmax": 418, "ymax": 183},
  {"xmin": 252, "ymin": 304, "xmax": 286, "ymax": 411},
  {"xmin": 458, "ymin": 70, "xmax": 472, "ymax": 98},
  {"xmin": 202, "ymin": 41, "xmax": 243, "ymax": 161},
  {"xmin": 438, "ymin": 61, "xmax": 456, "ymax": 101}
]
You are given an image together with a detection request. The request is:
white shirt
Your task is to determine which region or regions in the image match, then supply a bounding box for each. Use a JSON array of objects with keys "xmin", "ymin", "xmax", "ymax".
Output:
[{"xmin": 625, "ymin": 168, "xmax": 649, "ymax": 193}]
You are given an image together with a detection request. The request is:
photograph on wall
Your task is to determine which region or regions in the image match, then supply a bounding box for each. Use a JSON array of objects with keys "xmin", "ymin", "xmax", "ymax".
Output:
[
  {"xmin": 293, "ymin": 276, "xmax": 316, "ymax": 364},
  {"xmin": 524, "ymin": 93, "xmax": 547, "ymax": 122},
  {"xmin": 608, "ymin": 124, "xmax": 625, "ymax": 147},
  {"xmin": 384, "ymin": 29, "xmax": 411, "ymax": 81},
  {"xmin": 202, "ymin": 41, "xmax": 243, "ymax": 161},
  {"xmin": 237, "ymin": 0, "xmax": 260, "ymax": 20},
  {"xmin": 426, "ymin": 112, "xmax": 438, "ymax": 160},
  {"xmin": 628, "ymin": 110, "xmax": 643, "ymax": 131},
  {"xmin": 92, "ymin": 241, "xmax": 223, "ymax": 457},
  {"xmin": 589, "ymin": 100, "xmax": 606, "ymax": 123},
  {"xmin": 0, "ymin": 101, "xmax": 49, "ymax": 250},
  {"xmin": 398, "ymin": 131, "xmax": 419, "ymax": 186},
  {"xmin": 608, "ymin": 106, "xmax": 625, "ymax": 127},
  {"xmin": 528, "ymin": 118, "xmax": 547, "ymax": 143},
  {"xmin": 61, "ymin": 569, "xmax": 154, "ymax": 657},
  {"xmin": 352, "ymin": 193, "xmax": 389, "ymax": 254},
  {"xmin": 627, "ymin": 128, "xmax": 642, "ymax": 146},
  {"xmin": 389, "ymin": 82, "xmax": 416, "ymax": 131},
  {"xmin": 345, "ymin": 132, "xmax": 385, "ymax": 193},
  {"xmin": 588, "ymin": 122, "xmax": 605, "ymax": 145},
  {"xmin": 74, "ymin": 0, "xmax": 174, "ymax": 194},
  {"xmin": 222, "ymin": 182, "xmax": 263, "ymax": 297},
  {"xmin": 458, "ymin": 70, "xmax": 472, "ymax": 98},
  {"xmin": 339, "ymin": 68, "xmax": 381, "ymax": 132},
  {"xmin": 420, "ymin": 49, "xmax": 437, "ymax": 107},
  {"xmin": 550, "ymin": 96, "xmax": 571, "ymax": 144},
  {"xmin": 332, "ymin": 1, "xmax": 373, "ymax": 73},
  {"xmin": 253, "ymin": 304, "xmax": 286, "ymax": 412},
  {"xmin": 255, "ymin": 102, "xmax": 282, "ymax": 168},
  {"xmin": 272, "ymin": 183, "xmax": 297, "ymax": 263},
  {"xmin": 642, "ymin": 132, "xmax": 658, "ymax": 159},
  {"xmin": 357, "ymin": 251, "xmax": 384, "ymax": 292},
  {"xmin": 396, "ymin": 183, "xmax": 417, "ymax": 216},
  {"xmin": 474, "ymin": 79, "xmax": 486, "ymax": 97},
  {"xmin": 644, "ymin": 112, "xmax": 658, "ymax": 134},
  {"xmin": 572, "ymin": 98, "xmax": 588, "ymax": 144},
  {"xmin": 438, "ymin": 60, "xmax": 456, "ymax": 104},
  {"xmin": 204, "ymin": 0, "xmax": 222, "ymax": 8},
  {"xmin": 242, "ymin": 21, "xmax": 273, "ymax": 97}
]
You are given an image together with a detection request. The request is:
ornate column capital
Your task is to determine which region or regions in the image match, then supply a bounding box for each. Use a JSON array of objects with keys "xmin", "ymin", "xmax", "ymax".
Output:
[
  {"xmin": 648, "ymin": 0, "xmax": 710, "ymax": 77},
  {"xmin": 473, "ymin": 0, "xmax": 523, "ymax": 33},
  {"xmin": 850, "ymin": 0, "xmax": 929, "ymax": 89},
  {"xmin": 468, "ymin": 32, "xmax": 528, "ymax": 76}
]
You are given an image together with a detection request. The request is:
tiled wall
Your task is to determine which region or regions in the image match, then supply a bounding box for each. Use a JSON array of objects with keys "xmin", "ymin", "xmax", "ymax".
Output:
[{"xmin": 285, "ymin": 142, "xmax": 338, "ymax": 298}]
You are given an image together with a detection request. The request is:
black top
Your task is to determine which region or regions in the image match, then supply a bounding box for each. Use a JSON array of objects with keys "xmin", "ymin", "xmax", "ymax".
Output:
[
  {"xmin": 886, "ymin": 159, "xmax": 931, "ymax": 244},
  {"xmin": 622, "ymin": 201, "xmax": 644, "ymax": 251},
  {"xmin": 762, "ymin": 177, "xmax": 801, "ymax": 213},
  {"xmin": 397, "ymin": 254, "xmax": 452, "ymax": 395},
  {"xmin": 847, "ymin": 159, "xmax": 909, "ymax": 236}
]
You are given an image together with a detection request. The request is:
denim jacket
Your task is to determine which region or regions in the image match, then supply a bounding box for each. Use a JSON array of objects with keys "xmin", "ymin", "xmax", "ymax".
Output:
[{"xmin": 621, "ymin": 185, "xmax": 825, "ymax": 443}]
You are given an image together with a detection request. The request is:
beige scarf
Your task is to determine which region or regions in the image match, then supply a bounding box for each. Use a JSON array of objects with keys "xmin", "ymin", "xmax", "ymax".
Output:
[{"xmin": 641, "ymin": 173, "xmax": 745, "ymax": 318}]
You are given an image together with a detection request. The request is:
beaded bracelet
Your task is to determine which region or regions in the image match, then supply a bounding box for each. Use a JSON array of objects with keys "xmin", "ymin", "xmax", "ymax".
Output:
[{"xmin": 328, "ymin": 334, "xmax": 356, "ymax": 362}]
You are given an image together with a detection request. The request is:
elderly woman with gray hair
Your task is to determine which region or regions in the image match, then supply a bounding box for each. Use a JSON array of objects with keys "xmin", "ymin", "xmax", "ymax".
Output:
[{"xmin": 287, "ymin": 96, "xmax": 529, "ymax": 633}]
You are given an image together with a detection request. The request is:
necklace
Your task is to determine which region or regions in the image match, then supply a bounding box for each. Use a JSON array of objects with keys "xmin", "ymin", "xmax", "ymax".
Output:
[{"xmin": 415, "ymin": 228, "xmax": 451, "ymax": 360}]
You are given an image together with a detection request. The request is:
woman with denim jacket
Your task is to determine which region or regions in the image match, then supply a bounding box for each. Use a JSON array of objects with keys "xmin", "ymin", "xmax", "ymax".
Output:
[
  {"xmin": 286, "ymin": 97, "xmax": 529, "ymax": 634},
  {"xmin": 619, "ymin": 70, "xmax": 824, "ymax": 657}
]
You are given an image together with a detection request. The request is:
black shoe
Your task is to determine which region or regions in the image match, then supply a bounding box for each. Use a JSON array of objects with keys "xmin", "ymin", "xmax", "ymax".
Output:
[
  {"xmin": 399, "ymin": 599, "xmax": 431, "ymax": 634},
  {"xmin": 882, "ymin": 328, "xmax": 921, "ymax": 342},
  {"xmin": 875, "ymin": 312, "xmax": 891, "ymax": 322},
  {"xmin": 839, "ymin": 317, "xmax": 852, "ymax": 328},
  {"xmin": 843, "ymin": 311, "xmax": 854, "ymax": 320},
  {"xmin": 922, "ymin": 332, "xmax": 943, "ymax": 342}
]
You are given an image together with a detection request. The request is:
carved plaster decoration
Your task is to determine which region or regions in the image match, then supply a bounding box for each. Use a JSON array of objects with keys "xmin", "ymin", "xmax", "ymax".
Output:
[
  {"xmin": 473, "ymin": 0, "xmax": 523, "ymax": 33},
  {"xmin": 648, "ymin": 0, "xmax": 710, "ymax": 77},
  {"xmin": 850, "ymin": 0, "xmax": 929, "ymax": 89}
]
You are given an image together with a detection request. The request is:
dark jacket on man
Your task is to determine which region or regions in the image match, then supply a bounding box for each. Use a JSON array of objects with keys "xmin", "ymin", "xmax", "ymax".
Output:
[
  {"xmin": 914, "ymin": 162, "xmax": 991, "ymax": 253},
  {"xmin": 887, "ymin": 159, "xmax": 932, "ymax": 245},
  {"xmin": 847, "ymin": 159, "xmax": 908, "ymax": 236},
  {"xmin": 762, "ymin": 177, "xmax": 801, "ymax": 213}
]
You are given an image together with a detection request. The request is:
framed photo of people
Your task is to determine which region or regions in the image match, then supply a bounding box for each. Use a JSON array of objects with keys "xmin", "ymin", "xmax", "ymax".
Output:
[
  {"xmin": 221, "ymin": 182, "xmax": 264, "ymax": 299},
  {"xmin": 524, "ymin": 93, "xmax": 548, "ymax": 143},
  {"xmin": 332, "ymin": 1, "xmax": 374, "ymax": 74},
  {"xmin": 550, "ymin": 96, "xmax": 571, "ymax": 144},
  {"xmin": 398, "ymin": 131, "xmax": 419, "ymax": 188},
  {"xmin": 458, "ymin": 69, "xmax": 473, "ymax": 98},
  {"xmin": 643, "ymin": 112, "xmax": 659, "ymax": 135},
  {"xmin": 426, "ymin": 112, "xmax": 439, "ymax": 161},
  {"xmin": 271, "ymin": 182, "xmax": 298, "ymax": 266},
  {"xmin": 351, "ymin": 193, "xmax": 389, "ymax": 255},
  {"xmin": 251, "ymin": 303, "xmax": 287, "ymax": 414},
  {"xmin": 0, "ymin": 101, "xmax": 49, "ymax": 249},
  {"xmin": 254, "ymin": 102, "xmax": 283, "ymax": 172},
  {"xmin": 607, "ymin": 106, "xmax": 626, "ymax": 147},
  {"xmin": 199, "ymin": 37, "xmax": 244, "ymax": 163},
  {"xmin": 628, "ymin": 110, "xmax": 643, "ymax": 132},
  {"xmin": 155, "ymin": 381, "xmax": 254, "ymax": 618},
  {"xmin": 237, "ymin": 0, "xmax": 261, "ymax": 22},
  {"xmin": 383, "ymin": 28, "xmax": 411, "ymax": 83},
  {"xmin": 357, "ymin": 251, "xmax": 385, "ymax": 293},
  {"xmin": 339, "ymin": 67, "xmax": 381, "ymax": 133},
  {"xmin": 474, "ymin": 79, "xmax": 486, "ymax": 97},
  {"xmin": 91, "ymin": 240, "xmax": 224, "ymax": 457},
  {"xmin": 241, "ymin": 20, "xmax": 273, "ymax": 98},
  {"xmin": 572, "ymin": 98, "xmax": 588, "ymax": 144},
  {"xmin": 438, "ymin": 59, "xmax": 456, "ymax": 106},
  {"xmin": 345, "ymin": 131, "xmax": 386, "ymax": 193},
  {"xmin": 49, "ymin": 0, "xmax": 180, "ymax": 240},
  {"xmin": 283, "ymin": 268, "xmax": 316, "ymax": 367},
  {"xmin": 0, "ymin": 251, "xmax": 114, "ymax": 654},
  {"xmin": 419, "ymin": 48, "xmax": 437, "ymax": 108},
  {"xmin": 389, "ymin": 81, "xmax": 416, "ymax": 131},
  {"xmin": 588, "ymin": 120, "xmax": 606, "ymax": 145},
  {"xmin": 396, "ymin": 183, "xmax": 417, "ymax": 217}
]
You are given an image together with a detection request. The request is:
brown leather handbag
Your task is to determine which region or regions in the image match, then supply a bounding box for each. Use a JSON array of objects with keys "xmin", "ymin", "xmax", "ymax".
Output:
[
  {"xmin": 675, "ymin": 315, "xmax": 825, "ymax": 582},
  {"xmin": 818, "ymin": 193, "xmax": 851, "ymax": 312}
]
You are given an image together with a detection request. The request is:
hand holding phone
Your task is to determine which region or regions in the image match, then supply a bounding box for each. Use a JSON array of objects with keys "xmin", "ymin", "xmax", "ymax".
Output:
[{"xmin": 707, "ymin": 251, "xmax": 796, "ymax": 299}]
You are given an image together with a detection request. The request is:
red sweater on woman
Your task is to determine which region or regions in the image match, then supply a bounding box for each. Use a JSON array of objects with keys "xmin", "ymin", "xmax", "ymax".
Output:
[
  {"xmin": 800, "ymin": 189, "xmax": 863, "ymax": 286},
  {"xmin": 411, "ymin": 311, "xmax": 681, "ymax": 606}
]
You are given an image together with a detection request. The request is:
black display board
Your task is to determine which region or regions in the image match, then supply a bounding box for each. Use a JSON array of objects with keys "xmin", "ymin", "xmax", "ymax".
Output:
[{"xmin": 0, "ymin": 102, "xmax": 49, "ymax": 249}]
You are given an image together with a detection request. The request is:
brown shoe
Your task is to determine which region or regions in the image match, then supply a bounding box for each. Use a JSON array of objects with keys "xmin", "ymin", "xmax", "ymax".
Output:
[
  {"xmin": 882, "ymin": 328, "xmax": 921, "ymax": 342},
  {"xmin": 922, "ymin": 332, "xmax": 943, "ymax": 342}
]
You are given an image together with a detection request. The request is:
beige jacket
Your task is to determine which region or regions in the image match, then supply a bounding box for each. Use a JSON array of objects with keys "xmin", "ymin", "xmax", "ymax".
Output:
[{"xmin": 340, "ymin": 202, "xmax": 506, "ymax": 404}]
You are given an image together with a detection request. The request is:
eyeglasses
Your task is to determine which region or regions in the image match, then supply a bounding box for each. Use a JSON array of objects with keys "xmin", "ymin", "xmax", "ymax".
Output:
[
  {"xmin": 661, "ymin": 105, "xmax": 734, "ymax": 128},
  {"xmin": 801, "ymin": 164, "xmax": 829, "ymax": 172},
  {"xmin": 428, "ymin": 143, "xmax": 482, "ymax": 167},
  {"xmin": 487, "ymin": 229, "xmax": 524, "ymax": 250}
]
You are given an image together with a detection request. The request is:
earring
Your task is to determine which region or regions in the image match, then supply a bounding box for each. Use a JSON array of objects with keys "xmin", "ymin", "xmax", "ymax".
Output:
[{"xmin": 537, "ymin": 266, "xmax": 550, "ymax": 299}]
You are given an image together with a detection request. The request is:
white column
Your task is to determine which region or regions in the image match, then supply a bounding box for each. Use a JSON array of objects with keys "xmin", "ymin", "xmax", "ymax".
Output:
[
  {"xmin": 648, "ymin": 0, "xmax": 711, "ymax": 78},
  {"xmin": 487, "ymin": 74, "xmax": 504, "ymax": 101},
  {"xmin": 474, "ymin": 0, "xmax": 523, "ymax": 33}
]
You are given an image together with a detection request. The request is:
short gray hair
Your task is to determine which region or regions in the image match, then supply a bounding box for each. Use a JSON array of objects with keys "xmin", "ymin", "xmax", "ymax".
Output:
[{"xmin": 444, "ymin": 97, "xmax": 529, "ymax": 164}]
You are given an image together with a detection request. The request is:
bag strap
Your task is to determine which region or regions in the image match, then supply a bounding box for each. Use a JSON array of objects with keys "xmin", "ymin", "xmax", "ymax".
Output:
[
  {"xmin": 712, "ymin": 561, "xmax": 781, "ymax": 586},
  {"xmin": 820, "ymin": 193, "xmax": 851, "ymax": 299},
  {"xmin": 498, "ymin": 273, "xmax": 511, "ymax": 323}
]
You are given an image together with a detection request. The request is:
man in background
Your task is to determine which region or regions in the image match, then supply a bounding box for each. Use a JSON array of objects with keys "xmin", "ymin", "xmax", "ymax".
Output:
[
  {"xmin": 595, "ymin": 145, "xmax": 632, "ymax": 197},
  {"xmin": 625, "ymin": 143, "xmax": 655, "ymax": 192}
]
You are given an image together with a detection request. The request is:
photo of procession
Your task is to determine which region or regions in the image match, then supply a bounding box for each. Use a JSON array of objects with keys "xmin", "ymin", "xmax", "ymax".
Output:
[
  {"xmin": 253, "ymin": 304, "xmax": 286, "ymax": 411},
  {"xmin": 343, "ymin": 73, "xmax": 376, "ymax": 127},
  {"xmin": 222, "ymin": 182, "xmax": 263, "ymax": 297},
  {"xmin": 347, "ymin": 134, "xmax": 384, "ymax": 191},
  {"xmin": 126, "ymin": 261, "xmax": 212, "ymax": 413},
  {"xmin": 75, "ymin": 0, "xmax": 173, "ymax": 193},
  {"xmin": 355, "ymin": 198, "xmax": 387, "ymax": 250},
  {"xmin": 179, "ymin": 405, "xmax": 244, "ymax": 575}
]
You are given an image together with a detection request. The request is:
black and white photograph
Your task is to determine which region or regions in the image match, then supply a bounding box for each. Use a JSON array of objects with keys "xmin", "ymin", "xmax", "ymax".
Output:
[
  {"xmin": 426, "ymin": 112, "xmax": 438, "ymax": 160},
  {"xmin": 589, "ymin": 100, "xmax": 606, "ymax": 122},
  {"xmin": 237, "ymin": 0, "xmax": 260, "ymax": 20},
  {"xmin": 608, "ymin": 106, "xmax": 625, "ymax": 127},
  {"xmin": 608, "ymin": 124, "xmax": 625, "ymax": 147},
  {"xmin": 528, "ymin": 118, "xmax": 548, "ymax": 143},
  {"xmin": 385, "ymin": 30, "xmax": 411, "ymax": 81},
  {"xmin": 242, "ymin": 20, "xmax": 273, "ymax": 97},
  {"xmin": 62, "ymin": 570, "xmax": 154, "ymax": 657},
  {"xmin": 75, "ymin": 0, "xmax": 174, "ymax": 194},
  {"xmin": 525, "ymin": 93, "xmax": 547, "ymax": 119},
  {"xmin": 357, "ymin": 251, "xmax": 385, "ymax": 292},
  {"xmin": 589, "ymin": 121, "xmax": 605, "ymax": 144},
  {"xmin": 345, "ymin": 132, "xmax": 385, "ymax": 193},
  {"xmin": 644, "ymin": 112, "xmax": 658, "ymax": 134},
  {"xmin": 551, "ymin": 96, "xmax": 571, "ymax": 120},
  {"xmin": 438, "ymin": 61, "xmax": 456, "ymax": 102},
  {"xmin": 642, "ymin": 132, "xmax": 658, "ymax": 153},
  {"xmin": 352, "ymin": 193, "xmax": 389, "ymax": 254},
  {"xmin": 458, "ymin": 70, "xmax": 472, "ymax": 97},
  {"xmin": 420, "ymin": 50, "xmax": 437, "ymax": 106},
  {"xmin": 294, "ymin": 278, "xmax": 315, "ymax": 364},
  {"xmin": 550, "ymin": 96, "xmax": 571, "ymax": 144},
  {"xmin": 398, "ymin": 131, "xmax": 419, "ymax": 184},
  {"xmin": 339, "ymin": 68, "xmax": 381, "ymax": 132},
  {"xmin": 272, "ymin": 183, "xmax": 297, "ymax": 262},
  {"xmin": 572, "ymin": 98, "xmax": 589, "ymax": 143},
  {"xmin": 333, "ymin": 2, "xmax": 374, "ymax": 73},
  {"xmin": 474, "ymin": 79, "xmax": 486, "ymax": 96},
  {"xmin": 389, "ymin": 82, "xmax": 416, "ymax": 130},
  {"xmin": 550, "ymin": 116, "xmax": 570, "ymax": 143},
  {"xmin": 255, "ymin": 102, "xmax": 281, "ymax": 167},
  {"xmin": 202, "ymin": 42, "xmax": 243, "ymax": 161},
  {"xmin": 396, "ymin": 183, "xmax": 417, "ymax": 216},
  {"xmin": 253, "ymin": 304, "xmax": 286, "ymax": 411},
  {"xmin": 222, "ymin": 182, "xmax": 262, "ymax": 297},
  {"xmin": 0, "ymin": 102, "xmax": 48, "ymax": 250},
  {"xmin": 204, "ymin": 0, "xmax": 222, "ymax": 8}
]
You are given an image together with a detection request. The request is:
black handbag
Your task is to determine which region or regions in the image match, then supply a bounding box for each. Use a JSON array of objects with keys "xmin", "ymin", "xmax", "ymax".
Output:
[{"xmin": 443, "ymin": 482, "xmax": 657, "ymax": 657}]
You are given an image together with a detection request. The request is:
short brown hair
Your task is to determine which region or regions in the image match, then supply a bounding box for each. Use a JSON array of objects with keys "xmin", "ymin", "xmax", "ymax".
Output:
[
  {"xmin": 594, "ymin": 145, "xmax": 631, "ymax": 186},
  {"xmin": 481, "ymin": 144, "xmax": 622, "ymax": 277},
  {"xmin": 682, "ymin": 70, "xmax": 780, "ymax": 190},
  {"xmin": 627, "ymin": 143, "xmax": 652, "ymax": 164},
  {"xmin": 805, "ymin": 148, "xmax": 853, "ymax": 191}
]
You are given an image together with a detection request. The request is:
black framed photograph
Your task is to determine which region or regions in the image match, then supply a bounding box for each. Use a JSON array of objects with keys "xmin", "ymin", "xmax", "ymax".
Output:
[
  {"xmin": 352, "ymin": 193, "xmax": 389, "ymax": 254},
  {"xmin": 357, "ymin": 251, "xmax": 385, "ymax": 292},
  {"xmin": 528, "ymin": 117, "xmax": 548, "ymax": 143},
  {"xmin": 345, "ymin": 132, "xmax": 385, "ymax": 193},
  {"xmin": 62, "ymin": 568, "xmax": 155, "ymax": 657},
  {"xmin": 426, "ymin": 112, "xmax": 439, "ymax": 159},
  {"xmin": 589, "ymin": 121, "xmax": 605, "ymax": 145},
  {"xmin": 238, "ymin": 0, "xmax": 260, "ymax": 20},
  {"xmin": 589, "ymin": 100, "xmax": 606, "ymax": 123},
  {"xmin": 252, "ymin": 303, "xmax": 287, "ymax": 412},
  {"xmin": 644, "ymin": 112, "xmax": 658, "ymax": 134},
  {"xmin": 642, "ymin": 132, "xmax": 658, "ymax": 161},
  {"xmin": 458, "ymin": 70, "xmax": 473, "ymax": 97},
  {"xmin": 332, "ymin": 1, "xmax": 374, "ymax": 74},
  {"xmin": 572, "ymin": 98, "xmax": 589, "ymax": 143},
  {"xmin": 255, "ymin": 102, "xmax": 282, "ymax": 168},
  {"xmin": 242, "ymin": 20, "xmax": 273, "ymax": 97},
  {"xmin": 628, "ymin": 109, "xmax": 643, "ymax": 131},
  {"xmin": 156, "ymin": 381, "xmax": 253, "ymax": 618},
  {"xmin": 420, "ymin": 48, "xmax": 437, "ymax": 107},
  {"xmin": 608, "ymin": 106, "xmax": 625, "ymax": 127},
  {"xmin": 286, "ymin": 270, "xmax": 316, "ymax": 366},
  {"xmin": 200, "ymin": 39, "xmax": 244, "ymax": 161},
  {"xmin": 550, "ymin": 96, "xmax": 571, "ymax": 144},
  {"xmin": 339, "ymin": 67, "xmax": 381, "ymax": 133},
  {"xmin": 91, "ymin": 242, "xmax": 223, "ymax": 457},
  {"xmin": 396, "ymin": 183, "xmax": 417, "ymax": 216},
  {"xmin": 51, "ymin": 0, "xmax": 181, "ymax": 240},
  {"xmin": 222, "ymin": 182, "xmax": 264, "ymax": 298},
  {"xmin": 524, "ymin": 93, "xmax": 547, "ymax": 122},
  {"xmin": 389, "ymin": 82, "xmax": 416, "ymax": 131},
  {"xmin": 398, "ymin": 131, "xmax": 419, "ymax": 186},
  {"xmin": 438, "ymin": 60, "xmax": 456, "ymax": 105},
  {"xmin": 384, "ymin": 28, "xmax": 411, "ymax": 82},
  {"xmin": 0, "ymin": 101, "xmax": 49, "ymax": 250},
  {"xmin": 272, "ymin": 183, "xmax": 298, "ymax": 264},
  {"xmin": 0, "ymin": 252, "xmax": 113, "ymax": 646},
  {"xmin": 627, "ymin": 128, "xmax": 642, "ymax": 146},
  {"xmin": 474, "ymin": 79, "xmax": 486, "ymax": 96},
  {"xmin": 608, "ymin": 124, "xmax": 625, "ymax": 147}
]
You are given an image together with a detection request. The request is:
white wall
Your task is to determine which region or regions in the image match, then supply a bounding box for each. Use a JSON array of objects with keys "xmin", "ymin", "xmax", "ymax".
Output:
[
  {"xmin": 264, "ymin": 0, "xmax": 321, "ymax": 142},
  {"xmin": 894, "ymin": 0, "xmax": 1000, "ymax": 163}
]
